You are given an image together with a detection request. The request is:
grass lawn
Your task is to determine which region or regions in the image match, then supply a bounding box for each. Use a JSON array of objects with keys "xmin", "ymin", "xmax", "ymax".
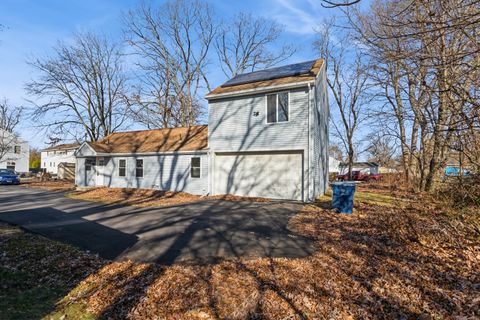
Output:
[
  {"xmin": 0, "ymin": 224, "xmax": 101, "ymax": 320},
  {"xmin": 1, "ymin": 182, "xmax": 479, "ymax": 319}
]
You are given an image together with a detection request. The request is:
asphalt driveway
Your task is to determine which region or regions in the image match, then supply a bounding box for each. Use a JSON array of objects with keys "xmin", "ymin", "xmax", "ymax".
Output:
[{"xmin": 0, "ymin": 186, "xmax": 315, "ymax": 264}]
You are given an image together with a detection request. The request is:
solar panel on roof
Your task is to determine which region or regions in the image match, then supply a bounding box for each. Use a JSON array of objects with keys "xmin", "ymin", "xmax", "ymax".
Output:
[{"xmin": 222, "ymin": 60, "xmax": 317, "ymax": 87}]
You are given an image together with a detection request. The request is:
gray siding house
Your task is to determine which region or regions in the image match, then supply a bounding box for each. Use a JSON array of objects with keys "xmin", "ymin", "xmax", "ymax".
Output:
[
  {"xmin": 75, "ymin": 126, "xmax": 209, "ymax": 195},
  {"xmin": 75, "ymin": 59, "xmax": 329, "ymax": 202}
]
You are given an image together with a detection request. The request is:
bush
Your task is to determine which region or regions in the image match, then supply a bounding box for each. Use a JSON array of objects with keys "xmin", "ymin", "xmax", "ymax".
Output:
[{"xmin": 435, "ymin": 175, "xmax": 480, "ymax": 208}]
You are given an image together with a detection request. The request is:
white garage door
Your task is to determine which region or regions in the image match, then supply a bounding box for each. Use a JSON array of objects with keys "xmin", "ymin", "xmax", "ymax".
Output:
[{"xmin": 213, "ymin": 152, "xmax": 303, "ymax": 201}]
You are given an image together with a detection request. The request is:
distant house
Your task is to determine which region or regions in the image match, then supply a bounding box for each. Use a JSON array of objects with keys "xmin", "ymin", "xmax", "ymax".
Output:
[
  {"xmin": 0, "ymin": 128, "xmax": 29, "ymax": 173},
  {"xmin": 339, "ymin": 162, "xmax": 379, "ymax": 175},
  {"xmin": 75, "ymin": 59, "xmax": 329, "ymax": 201},
  {"xmin": 41, "ymin": 143, "xmax": 80, "ymax": 175},
  {"xmin": 329, "ymin": 156, "xmax": 341, "ymax": 173}
]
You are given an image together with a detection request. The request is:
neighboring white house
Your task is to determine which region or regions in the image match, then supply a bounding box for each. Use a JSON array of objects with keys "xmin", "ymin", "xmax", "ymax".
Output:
[
  {"xmin": 329, "ymin": 156, "xmax": 341, "ymax": 173},
  {"xmin": 75, "ymin": 59, "xmax": 329, "ymax": 202},
  {"xmin": 339, "ymin": 162, "xmax": 380, "ymax": 175},
  {"xmin": 41, "ymin": 143, "xmax": 80, "ymax": 175},
  {"xmin": 0, "ymin": 128, "xmax": 29, "ymax": 173}
]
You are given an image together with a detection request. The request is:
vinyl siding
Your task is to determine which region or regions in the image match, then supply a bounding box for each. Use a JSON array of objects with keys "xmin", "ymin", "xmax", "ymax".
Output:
[
  {"xmin": 41, "ymin": 150, "xmax": 77, "ymax": 174},
  {"xmin": 311, "ymin": 64, "xmax": 329, "ymax": 198},
  {"xmin": 76, "ymin": 153, "xmax": 209, "ymax": 195},
  {"xmin": 0, "ymin": 129, "xmax": 29, "ymax": 173},
  {"xmin": 208, "ymin": 87, "xmax": 310, "ymax": 152}
]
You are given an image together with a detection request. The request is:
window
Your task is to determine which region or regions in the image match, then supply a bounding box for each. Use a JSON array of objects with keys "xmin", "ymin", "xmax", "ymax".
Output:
[
  {"xmin": 266, "ymin": 92, "xmax": 289, "ymax": 123},
  {"xmin": 14, "ymin": 146, "xmax": 21, "ymax": 154},
  {"xmin": 85, "ymin": 158, "xmax": 95, "ymax": 171},
  {"xmin": 119, "ymin": 159, "xmax": 126, "ymax": 177},
  {"xmin": 191, "ymin": 157, "xmax": 200, "ymax": 178},
  {"xmin": 135, "ymin": 159, "xmax": 143, "ymax": 178}
]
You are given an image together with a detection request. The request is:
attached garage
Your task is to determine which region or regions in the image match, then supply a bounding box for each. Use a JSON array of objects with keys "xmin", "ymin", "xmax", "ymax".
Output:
[{"xmin": 213, "ymin": 151, "xmax": 304, "ymax": 201}]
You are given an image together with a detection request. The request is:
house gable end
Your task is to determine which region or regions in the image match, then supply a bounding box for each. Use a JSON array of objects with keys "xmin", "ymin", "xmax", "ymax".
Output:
[{"xmin": 75, "ymin": 143, "xmax": 98, "ymax": 157}]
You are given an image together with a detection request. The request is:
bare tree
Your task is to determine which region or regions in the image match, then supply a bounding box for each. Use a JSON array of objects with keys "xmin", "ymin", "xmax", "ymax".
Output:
[
  {"xmin": 314, "ymin": 19, "xmax": 371, "ymax": 180},
  {"xmin": 0, "ymin": 99, "xmax": 22, "ymax": 132},
  {"xmin": 215, "ymin": 12, "xmax": 295, "ymax": 78},
  {"xmin": 365, "ymin": 132, "xmax": 397, "ymax": 167},
  {"xmin": 25, "ymin": 32, "xmax": 128, "ymax": 142},
  {"xmin": 322, "ymin": 0, "xmax": 362, "ymax": 8},
  {"xmin": 0, "ymin": 99, "xmax": 22, "ymax": 163},
  {"xmin": 124, "ymin": 0, "xmax": 215, "ymax": 128},
  {"xmin": 329, "ymin": 145, "xmax": 344, "ymax": 162},
  {"xmin": 349, "ymin": 0, "xmax": 480, "ymax": 190}
]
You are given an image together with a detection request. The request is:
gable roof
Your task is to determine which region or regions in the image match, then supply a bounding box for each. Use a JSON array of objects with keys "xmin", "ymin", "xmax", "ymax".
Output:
[
  {"xmin": 42, "ymin": 143, "xmax": 81, "ymax": 152},
  {"xmin": 86, "ymin": 125, "xmax": 208, "ymax": 154},
  {"xmin": 206, "ymin": 59, "xmax": 324, "ymax": 98}
]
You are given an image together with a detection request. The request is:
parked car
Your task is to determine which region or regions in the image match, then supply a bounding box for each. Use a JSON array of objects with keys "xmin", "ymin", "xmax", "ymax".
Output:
[
  {"xmin": 0, "ymin": 169, "xmax": 21, "ymax": 185},
  {"xmin": 337, "ymin": 170, "xmax": 383, "ymax": 182}
]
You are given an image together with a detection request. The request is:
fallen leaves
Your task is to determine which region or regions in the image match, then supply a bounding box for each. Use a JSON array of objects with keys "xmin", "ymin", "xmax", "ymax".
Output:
[
  {"xmin": 21, "ymin": 179, "xmax": 75, "ymax": 191},
  {"xmin": 67, "ymin": 187, "xmax": 270, "ymax": 207},
  {"xmin": 2, "ymin": 180, "xmax": 480, "ymax": 319}
]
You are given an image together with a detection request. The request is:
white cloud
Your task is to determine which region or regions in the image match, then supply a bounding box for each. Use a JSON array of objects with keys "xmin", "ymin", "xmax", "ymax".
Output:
[{"xmin": 269, "ymin": 0, "xmax": 319, "ymax": 35}]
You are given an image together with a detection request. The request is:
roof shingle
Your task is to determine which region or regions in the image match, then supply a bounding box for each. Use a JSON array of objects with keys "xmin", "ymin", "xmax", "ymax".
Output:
[
  {"xmin": 206, "ymin": 59, "xmax": 324, "ymax": 97},
  {"xmin": 87, "ymin": 125, "xmax": 208, "ymax": 154},
  {"xmin": 42, "ymin": 143, "xmax": 81, "ymax": 152}
]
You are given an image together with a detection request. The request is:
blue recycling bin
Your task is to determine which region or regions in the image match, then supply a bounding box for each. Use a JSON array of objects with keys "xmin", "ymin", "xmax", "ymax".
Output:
[{"xmin": 331, "ymin": 182, "xmax": 356, "ymax": 214}]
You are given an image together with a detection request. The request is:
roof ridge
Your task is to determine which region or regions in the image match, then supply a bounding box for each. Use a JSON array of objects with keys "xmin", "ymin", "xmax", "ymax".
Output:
[
  {"xmin": 234, "ymin": 59, "xmax": 318, "ymax": 77},
  {"xmin": 106, "ymin": 125, "xmax": 207, "ymax": 136}
]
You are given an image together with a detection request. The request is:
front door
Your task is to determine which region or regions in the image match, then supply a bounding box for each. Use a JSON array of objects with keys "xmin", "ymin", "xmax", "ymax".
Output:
[
  {"xmin": 96, "ymin": 158, "xmax": 105, "ymax": 187},
  {"xmin": 85, "ymin": 158, "xmax": 96, "ymax": 186}
]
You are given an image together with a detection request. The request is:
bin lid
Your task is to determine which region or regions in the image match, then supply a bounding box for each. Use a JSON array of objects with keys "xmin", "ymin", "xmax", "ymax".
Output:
[{"xmin": 331, "ymin": 181, "xmax": 357, "ymax": 186}]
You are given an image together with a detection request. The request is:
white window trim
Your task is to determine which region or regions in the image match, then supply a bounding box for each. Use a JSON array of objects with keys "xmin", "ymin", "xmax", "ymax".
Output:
[
  {"xmin": 265, "ymin": 91, "xmax": 290, "ymax": 124},
  {"xmin": 135, "ymin": 158, "xmax": 144, "ymax": 178},
  {"xmin": 191, "ymin": 157, "xmax": 201, "ymax": 178},
  {"xmin": 118, "ymin": 158, "xmax": 127, "ymax": 177}
]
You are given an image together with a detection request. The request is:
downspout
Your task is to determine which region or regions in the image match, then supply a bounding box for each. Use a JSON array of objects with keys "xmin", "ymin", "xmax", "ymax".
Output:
[{"xmin": 307, "ymin": 84, "xmax": 312, "ymax": 202}]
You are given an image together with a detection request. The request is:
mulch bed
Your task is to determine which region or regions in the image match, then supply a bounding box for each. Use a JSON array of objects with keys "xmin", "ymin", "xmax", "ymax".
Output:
[
  {"xmin": 21, "ymin": 179, "xmax": 75, "ymax": 191},
  {"xmin": 67, "ymin": 187, "xmax": 270, "ymax": 207}
]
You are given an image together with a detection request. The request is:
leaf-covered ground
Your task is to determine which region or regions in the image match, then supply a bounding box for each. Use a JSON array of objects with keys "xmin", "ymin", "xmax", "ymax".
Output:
[
  {"xmin": 1, "ymin": 181, "xmax": 479, "ymax": 319},
  {"xmin": 67, "ymin": 187, "xmax": 270, "ymax": 207},
  {"xmin": 21, "ymin": 179, "xmax": 76, "ymax": 191}
]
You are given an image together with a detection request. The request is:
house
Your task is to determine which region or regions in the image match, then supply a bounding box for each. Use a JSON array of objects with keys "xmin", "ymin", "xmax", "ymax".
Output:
[
  {"xmin": 0, "ymin": 128, "xmax": 29, "ymax": 173},
  {"xmin": 75, "ymin": 59, "xmax": 329, "ymax": 201},
  {"xmin": 41, "ymin": 143, "xmax": 80, "ymax": 175},
  {"xmin": 329, "ymin": 156, "xmax": 341, "ymax": 173},
  {"xmin": 75, "ymin": 126, "xmax": 209, "ymax": 195},
  {"xmin": 339, "ymin": 162, "xmax": 379, "ymax": 175}
]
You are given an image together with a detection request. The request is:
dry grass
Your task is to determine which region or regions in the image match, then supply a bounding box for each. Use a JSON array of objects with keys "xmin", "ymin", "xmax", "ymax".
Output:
[
  {"xmin": 21, "ymin": 179, "xmax": 75, "ymax": 191},
  {"xmin": 2, "ymin": 179, "xmax": 479, "ymax": 319},
  {"xmin": 67, "ymin": 187, "xmax": 270, "ymax": 207}
]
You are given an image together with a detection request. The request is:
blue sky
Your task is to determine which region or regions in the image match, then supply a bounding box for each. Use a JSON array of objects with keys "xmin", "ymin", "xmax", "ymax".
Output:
[{"xmin": 0, "ymin": 0, "xmax": 348, "ymax": 148}]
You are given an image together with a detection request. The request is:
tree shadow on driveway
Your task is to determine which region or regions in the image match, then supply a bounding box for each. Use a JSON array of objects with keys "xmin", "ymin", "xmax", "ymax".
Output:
[{"xmin": 0, "ymin": 187, "xmax": 316, "ymax": 265}]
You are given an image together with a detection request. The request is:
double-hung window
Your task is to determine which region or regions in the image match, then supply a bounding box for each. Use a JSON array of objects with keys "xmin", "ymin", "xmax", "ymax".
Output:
[
  {"xmin": 191, "ymin": 157, "xmax": 200, "ymax": 178},
  {"xmin": 266, "ymin": 92, "xmax": 289, "ymax": 123},
  {"xmin": 135, "ymin": 159, "xmax": 143, "ymax": 178},
  {"xmin": 14, "ymin": 146, "xmax": 21, "ymax": 154},
  {"xmin": 119, "ymin": 159, "xmax": 126, "ymax": 177}
]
